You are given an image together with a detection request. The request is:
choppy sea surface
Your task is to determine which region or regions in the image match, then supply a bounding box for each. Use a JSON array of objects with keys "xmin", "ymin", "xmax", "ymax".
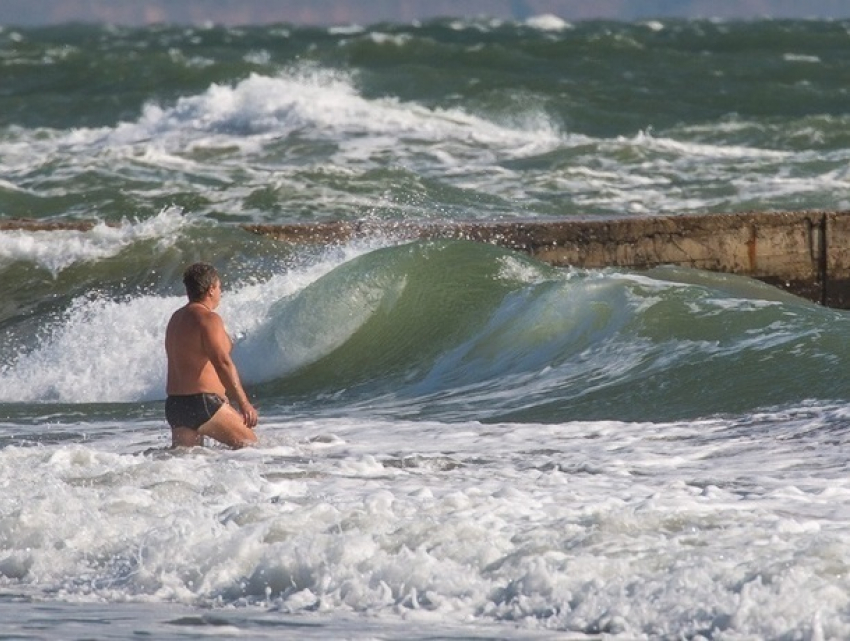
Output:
[{"xmin": 3, "ymin": 16, "xmax": 850, "ymax": 640}]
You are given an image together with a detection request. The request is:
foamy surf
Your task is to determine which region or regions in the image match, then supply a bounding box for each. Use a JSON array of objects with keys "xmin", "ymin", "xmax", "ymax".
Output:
[
  {"xmin": 3, "ymin": 409, "xmax": 850, "ymax": 639},
  {"xmin": 0, "ymin": 208, "xmax": 190, "ymax": 274}
]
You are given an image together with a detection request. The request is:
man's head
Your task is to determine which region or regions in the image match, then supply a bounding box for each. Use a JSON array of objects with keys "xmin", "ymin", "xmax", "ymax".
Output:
[{"xmin": 183, "ymin": 262, "xmax": 220, "ymax": 302}]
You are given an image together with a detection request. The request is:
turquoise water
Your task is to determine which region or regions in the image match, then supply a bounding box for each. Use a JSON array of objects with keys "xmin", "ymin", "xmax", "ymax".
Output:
[{"xmin": 3, "ymin": 17, "xmax": 850, "ymax": 640}]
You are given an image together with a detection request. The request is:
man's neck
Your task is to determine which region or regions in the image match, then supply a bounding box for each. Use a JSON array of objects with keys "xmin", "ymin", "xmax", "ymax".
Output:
[{"xmin": 192, "ymin": 300, "xmax": 213, "ymax": 312}]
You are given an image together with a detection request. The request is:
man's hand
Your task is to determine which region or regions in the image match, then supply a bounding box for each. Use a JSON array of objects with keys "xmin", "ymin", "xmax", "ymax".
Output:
[{"xmin": 241, "ymin": 402, "xmax": 258, "ymax": 428}]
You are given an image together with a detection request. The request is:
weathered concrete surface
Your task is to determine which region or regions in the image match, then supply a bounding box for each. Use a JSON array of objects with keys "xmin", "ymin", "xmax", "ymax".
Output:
[
  {"xmin": 244, "ymin": 210, "xmax": 850, "ymax": 308},
  {"xmin": 5, "ymin": 211, "xmax": 850, "ymax": 307}
]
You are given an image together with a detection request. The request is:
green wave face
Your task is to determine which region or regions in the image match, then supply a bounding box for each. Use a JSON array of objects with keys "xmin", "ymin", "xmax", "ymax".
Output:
[
  {"xmin": 247, "ymin": 241, "xmax": 541, "ymax": 391},
  {"xmin": 2, "ymin": 225, "xmax": 848, "ymax": 423},
  {"xmin": 230, "ymin": 241, "xmax": 850, "ymax": 423}
]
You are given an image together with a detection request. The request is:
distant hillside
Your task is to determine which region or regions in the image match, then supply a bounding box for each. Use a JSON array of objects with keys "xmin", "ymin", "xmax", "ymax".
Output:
[{"xmin": 3, "ymin": 0, "xmax": 850, "ymax": 26}]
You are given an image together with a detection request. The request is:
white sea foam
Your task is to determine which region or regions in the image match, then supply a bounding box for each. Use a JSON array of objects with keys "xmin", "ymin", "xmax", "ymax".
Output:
[
  {"xmin": 0, "ymin": 237, "xmax": 381, "ymax": 403},
  {"xmin": 88, "ymin": 70, "xmax": 562, "ymax": 162},
  {"xmin": 2, "ymin": 67, "xmax": 846, "ymax": 220},
  {"xmin": 0, "ymin": 207, "xmax": 189, "ymax": 275},
  {"xmin": 2, "ymin": 408, "xmax": 850, "ymax": 638},
  {"xmin": 0, "ymin": 291, "xmax": 177, "ymax": 403},
  {"xmin": 328, "ymin": 24, "xmax": 365, "ymax": 36},
  {"xmin": 367, "ymin": 31, "xmax": 413, "ymax": 46},
  {"xmin": 525, "ymin": 15, "xmax": 573, "ymax": 31},
  {"xmin": 784, "ymin": 53, "xmax": 822, "ymax": 63},
  {"xmin": 3, "ymin": 71, "xmax": 849, "ymax": 224},
  {"xmin": 629, "ymin": 129, "xmax": 789, "ymax": 160}
]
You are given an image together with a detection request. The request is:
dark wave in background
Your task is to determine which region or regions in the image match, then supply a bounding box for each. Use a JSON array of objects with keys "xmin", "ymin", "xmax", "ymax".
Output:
[
  {"xmin": 1, "ymin": 19, "xmax": 850, "ymax": 225},
  {"xmin": 3, "ymin": 20, "xmax": 850, "ymax": 135}
]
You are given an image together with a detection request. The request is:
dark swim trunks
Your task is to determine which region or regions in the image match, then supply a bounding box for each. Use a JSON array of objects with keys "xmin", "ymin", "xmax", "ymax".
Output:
[{"xmin": 165, "ymin": 393, "xmax": 226, "ymax": 430}]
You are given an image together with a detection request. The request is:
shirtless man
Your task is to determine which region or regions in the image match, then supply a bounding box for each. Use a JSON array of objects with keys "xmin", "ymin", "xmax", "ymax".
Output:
[{"xmin": 165, "ymin": 262, "xmax": 258, "ymax": 448}]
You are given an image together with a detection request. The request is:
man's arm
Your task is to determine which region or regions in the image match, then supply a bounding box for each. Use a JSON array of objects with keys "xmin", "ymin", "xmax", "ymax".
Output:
[{"xmin": 201, "ymin": 313, "xmax": 258, "ymax": 428}]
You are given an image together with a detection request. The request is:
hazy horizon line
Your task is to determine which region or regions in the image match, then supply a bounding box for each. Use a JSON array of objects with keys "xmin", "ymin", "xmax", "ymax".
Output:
[{"xmin": 3, "ymin": 0, "xmax": 850, "ymax": 27}]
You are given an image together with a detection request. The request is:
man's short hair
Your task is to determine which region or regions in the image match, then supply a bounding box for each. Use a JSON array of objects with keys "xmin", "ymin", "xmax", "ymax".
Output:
[{"xmin": 183, "ymin": 262, "xmax": 219, "ymax": 301}]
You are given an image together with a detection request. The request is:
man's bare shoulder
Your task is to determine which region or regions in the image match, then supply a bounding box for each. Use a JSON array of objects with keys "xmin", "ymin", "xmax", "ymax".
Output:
[
  {"xmin": 167, "ymin": 304, "xmax": 204, "ymax": 336},
  {"xmin": 171, "ymin": 303, "xmax": 216, "ymax": 321}
]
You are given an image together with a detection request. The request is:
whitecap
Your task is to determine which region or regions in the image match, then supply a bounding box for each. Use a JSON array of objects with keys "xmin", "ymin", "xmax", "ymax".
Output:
[
  {"xmin": 525, "ymin": 14, "xmax": 573, "ymax": 31},
  {"xmin": 0, "ymin": 207, "xmax": 190, "ymax": 275},
  {"xmin": 783, "ymin": 53, "xmax": 822, "ymax": 63}
]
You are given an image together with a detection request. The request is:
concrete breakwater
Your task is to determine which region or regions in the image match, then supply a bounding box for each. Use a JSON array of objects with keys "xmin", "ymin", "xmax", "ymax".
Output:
[
  {"xmin": 5, "ymin": 211, "xmax": 850, "ymax": 308},
  {"xmin": 245, "ymin": 210, "xmax": 850, "ymax": 309}
]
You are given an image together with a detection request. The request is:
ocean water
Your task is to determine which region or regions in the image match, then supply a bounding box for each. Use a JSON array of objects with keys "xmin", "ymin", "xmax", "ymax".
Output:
[{"xmin": 3, "ymin": 16, "xmax": 850, "ymax": 640}]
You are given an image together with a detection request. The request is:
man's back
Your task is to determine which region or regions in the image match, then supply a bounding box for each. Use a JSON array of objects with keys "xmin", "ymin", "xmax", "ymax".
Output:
[{"xmin": 165, "ymin": 304, "xmax": 227, "ymax": 397}]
